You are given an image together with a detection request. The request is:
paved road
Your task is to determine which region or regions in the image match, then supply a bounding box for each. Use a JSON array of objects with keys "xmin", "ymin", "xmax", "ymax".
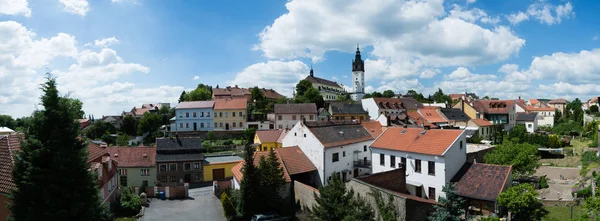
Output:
[{"xmin": 140, "ymin": 186, "xmax": 226, "ymax": 221}]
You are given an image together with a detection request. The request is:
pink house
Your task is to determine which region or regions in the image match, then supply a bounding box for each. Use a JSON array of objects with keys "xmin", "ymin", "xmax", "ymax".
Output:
[{"xmin": 88, "ymin": 143, "xmax": 119, "ymax": 210}]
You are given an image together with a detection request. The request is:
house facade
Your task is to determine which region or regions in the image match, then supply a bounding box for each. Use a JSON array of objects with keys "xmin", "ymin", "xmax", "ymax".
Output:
[
  {"xmin": 213, "ymin": 98, "xmax": 247, "ymax": 131},
  {"xmin": 88, "ymin": 143, "xmax": 119, "ymax": 210},
  {"xmin": 304, "ymin": 68, "xmax": 345, "ymax": 101},
  {"xmin": 370, "ymin": 128, "xmax": 467, "ymax": 201},
  {"xmin": 440, "ymin": 108, "xmax": 471, "ymax": 129},
  {"xmin": 470, "ymin": 119, "xmax": 493, "ymax": 140},
  {"xmin": 156, "ymin": 137, "xmax": 204, "ymax": 186},
  {"xmin": 453, "ymin": 163, "xmax": 513, "ymax": 215},
  {"xmin": 472, "ymin": 100, "xmax": 516, "ymax": 132},
  {"xmin": 362, "ymin": 98, "xmax": 406, "ymax": 120},
  {"xmin": 516, "ymin": 112, "xmax": 538, "ymax": 133},
  {"xmin": 452, "ymin": 99, "xmax": 477, "ymax": 120},
  {"xmin": 274, "ymin": 103, "xmax": 318, "ymax": 129},
  {"xmin": 107, "ymin": 147, "xmax": 157, "ymax": 189},
  {"xmin": 548, "ymin": 98, "xmax": 568, "ymax": 114},
  {"xmin": 328, "ymin": 102, "xmax": 369, "ymax": 121},
  {"xmin": 282, "ymin": 121, "xmax": 374, "ymax": 187},
  {"xmin": 524, "ymin": 106, "xmax": 555, "ymax": 127},
  {"xmin": 254, "ymin": 129, "xmax": 286, "ymax": 152},
  {"xmin": 203, "ymin": 156, "xmax": 243, "ymax": 182},
  {"xmin": 171, "ymin": 101, "xmax": 215, "ymax": 132}
]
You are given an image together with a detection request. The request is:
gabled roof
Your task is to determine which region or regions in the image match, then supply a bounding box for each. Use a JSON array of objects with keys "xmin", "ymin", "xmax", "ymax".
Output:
[
  {"xmin": 107, "ymin": 146, "xmax": 157, "ymax": 167},
  {"xmin": 304, "ymin": 122, "xmax": 373, "ymax": 148},
  {"xmin": 471, "ymin": 119, "xmax": 493, "ymax": 127},
  {"xmin": 255, "ymin": 130, "xmax": 284, "ymax": 143},
  {"xmin": 472, "ymin": 100, "xmax": 515, "ymax": 114},
  {"xmin": 399, "ymin": 97, "xmax": 424, "ymax": 111},
  {"xmin": 440, "ymin": 108, "xmax": 470, "ymax": 121},
  {"xmin": 212, "ymin": 87, "xmax": 249, "ymax": 97},
  {"xmin": 277, "ymin": 146, "xmax": 317, "ymax": 175},
  {"xmin": 214, "ymin": 98, "xmax": 247, "ymax": 110},
  {"xmin": 452, "ymin": 163, "xmax": 512, "ymax": 201},
  {"xmin": 329, "ymin": 103, "xmax": 367, "ymax": 115},
  {"xmin": 232, "ymin": 150, "xmax": 291, "ymax": 183},
  {"xmin": 0, "ymin": 133, "xmax": 23, "ymax": 194},
  {"xmin": 274, "ymin": 103, "xmax": 317, "ymax": 114},
  {"xmin": 529, "ymin": 99, "xmax": 540, "ymax": 105},
  {"xmin": 417, "ymin": 108, "xmax": 448, "ymax": 123},
  {"xmin": 548, "ymin": 98, "xmax": 568, "ymax": 104},
  {"xmin": 406, "ymin": 111, "xmax": 436, "ymax": 128},
  {"xmin": 261, "ymin": 88, "xmax": 285, "ymax": 100},
  {"xmin": 305, "ymin": 75, "xmax": 342, "ymax": 88},
  {"xmin": 176, "ymin": 101, "xmax": 215, "ymax": 109},
  {"xmin": 371, "ymin": 128, "xmax": 463, "ymax": 156},
  {"xmin": 276, "ymin": 130, "xmax": 288, "ymax": 143},
  {"xmin": 88, "ymin": 143, "xmax": 109, "ymax": 163},
  {"xmin": 0, "ymin": 127, "xmax": 15, "ymax": 133},
  {"xmin": 362, "ymin": 121, "xmax": 383, "ymax": 138},
  {"xmin": 516, "ymin": 112, "xmax": 538, "ymax": 121},
  {"xmin": 372, "ymin": 98, "xmax": 404, "ymax": 109}
]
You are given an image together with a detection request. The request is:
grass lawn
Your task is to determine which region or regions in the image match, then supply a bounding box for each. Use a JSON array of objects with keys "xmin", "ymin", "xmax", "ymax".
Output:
[
  {"xmin": 543, "ymin": 206, "xmax": 586, "ymax": 221},
  {"xmin": 539, "ymin": 138, "xmax": 592, "ymax": 168}
]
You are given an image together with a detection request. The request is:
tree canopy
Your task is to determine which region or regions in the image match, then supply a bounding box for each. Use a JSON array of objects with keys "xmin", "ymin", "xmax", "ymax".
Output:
[
  {"xmin": 497, "ymin": 184, "xmax": 548, "ymax": 221},
  {"xmin": 294, "ymin": 81, "xmax": 325, "ymax": 109},
  {"xmin": 428, "ymin": 183, "xmax": 465, "ymax": 221},
  {"xmin": 10, "ymin": 76, "xmax": 111, "ymax": 221},
  {"xmin": 484, "ymin": 141, "xmax": 540, "ymax": 176},
  {"xmin": 310, "ymin": 172, "xmax": 374, "ymax": 221},
  {"xmin": 121, "ymin": 115, "xmax": 137, "ymax": 136},
  {"xmin": 0, "ymin": 115, "xmax": 16, "ymax": 129},
  {"xmin": 432, "ymin": 88, "xmax": 452, "ymax": 104},
  {"xmin": 183, "ymin": 84, "xmax": 212, "ymax": 101},
  {"xmin": 296, "ymin": 80, "xmax": 313, "ymax": 97},
  {"xmin": 382, "ymin": 90, "xmax": 395, "ymax": 98}
]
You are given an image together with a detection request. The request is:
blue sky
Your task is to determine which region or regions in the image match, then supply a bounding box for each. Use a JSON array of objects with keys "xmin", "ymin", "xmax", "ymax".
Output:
[{"xmin": 1, "ymin": 0, "xmax": 599, "ymax": 118}]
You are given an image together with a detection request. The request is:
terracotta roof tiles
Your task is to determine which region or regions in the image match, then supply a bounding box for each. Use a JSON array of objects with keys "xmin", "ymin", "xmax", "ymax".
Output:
[
  {"xmin": 471, "ymin": 118, "xmax": 493, "ymax": 127},
  {"xmin": 106, "ymin": 146, "xmax": 157, "ymax": 167},
  {"xmin": 452, "ymin": 163, "xmax": 512, "ymax": 201},
  {"xmin": 0, "ymin": 133, "xmax": 23, "ymax": 194},
  {"xmin": 214, "ymin": 98, "xmax": 247, "ymax": 110},
  {"xmin": 417, "ymin": 108, "xmax": 448, "ymax": 123},
  {"xmin": 362, "ymin": 121, "xmax": 384, "ymax": 138},
  {"xmin": 371, "ymin": 128, "xmax": 463, "ymax": 156},
  {"xmin": 256, "ymin": 130, "xmax": 284, "ymax": 143},
  {"xmin": 472, "ymin": 100, "xmax": 515, "ymax": 114},
  {"xmin": 88, "ymin": 143, "xmax": 109, "ymax": 163},
  {"xmin": 277, "ymin": 146, "xmax": 317, "ymax": 175}
]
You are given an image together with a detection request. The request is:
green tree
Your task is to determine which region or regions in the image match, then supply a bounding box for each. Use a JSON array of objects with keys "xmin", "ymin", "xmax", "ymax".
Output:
[
  {"xmin": 62, "ymin": 98, "xmax": 85, "ymax": 119},
  {"xmin": 185, "ymin": 86, "xmax": 212, "ymax": 101},
  {"xmin": 370, "ymin": 189, "xmax": 397, "ymax": 221},
  {"xmin": 363, "ymin": 93, "xmax": 373, "ymax": 99},
  {"xmin": 497, "ymin": 184, "xmax": 548, "ymax": 221},
  {"xmin": 382, "ymin": 90, "xmax": 395, "ymax": 98},
  {"xmin": 371, "ymin": 92, "xmax": 383, "ymax": 98},
  {"xmin": 137, "ymin": 113, "xmax": 163, "ymax": 135},
  {"xmin": 296, "ymin": 80, "xmax": 313, "ymax": 97},
  {"xmin": 0, "ymin": 115, "xmax": 16, "ymax": 129},
  {"xmin": 484, "ymin": 141, "xmax": 540, "ymax": 176},
  {"xmin": 310, "ymin": 172, "xmax": 374, "ymax": 221},
  {"xmin": 507, "ymin": 124, "xmax": 527, "ymax": 143},
  {"xmin": 483, "ymin": 95, "xmax": 490, "ymax": 100},
  {"xmin": 239, "ymin": 143, "xmax": 260, "ymax": 216},
  {"xmin": 121, "ymin": 115, "xmax": 137, "ymax": 136},
  {"xmin": 591, "ymin": 105, "xmax": 599, "ymax": 113},
  {"xmin": 257, "ymin": 150, "xmax": 287, "ymax": 212},
  {"xmin": 554, "ymin": 109, "xmax": 562, "ymax": 124},
  {"xmin": 428, "ymin": 183, "xmax": 465, "ymax": 221},
  {"xmin": 116, "ymin": 133, "xmax": 130, "ymax": 146},
  {"xmin": 336, "ymin": 94, "xmax": 353, "ymax": 102},
  {"xmin": 221, "ymin": 192, "xmax": 237, "ymax": 219},
  {"xmin": 207, "ymin": 131, "xmax": 215, "ymax": 141},
  {"xmin": 178, "ymin": 91, "xmax": 186, "ymax": 103},
  {"xmin": 117, "ymin": 187, "xmax": 141, "ymax": 216},
  {"xmin": 303, "ymin": 87, "xmax": 325, "ymax": 109},
  {"xmin": 432, "ymin": 88, "xmax": 451, "ymax": 104},
  {"xmin": 83, "ymin": 121, "xmax": 117, "ymax": 139},
  {"xmin": 10, "ymin": 76, "xmax": 111, "ymax": 221}
]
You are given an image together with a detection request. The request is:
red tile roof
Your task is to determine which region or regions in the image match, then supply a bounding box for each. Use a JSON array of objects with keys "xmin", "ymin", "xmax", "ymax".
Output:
[
  {"xmin": 525, "ymin": 106, "xmax": 555, "ymax": 112},
  {"xmin": 0, "ymin": 133, "xmax": 23, "ymax": 194},
  {"xmin": 255, "ymin": 130, "xmax": 284, "ymax": 143},
  {"xmin": 371, "ymin": 128, "xmax": 463, "ymax": 156},
  {"xmin": 362, "ymin": 121, "xmax": 383, "ymax": 138},
  {"xmin": 529, "ymin": 99, "xmax": 540, "ymax": 105},
  {"xmin": 417, "ymin": 108, "xmax": 448, "ymax": 123},
  {"xmin": 232, "ymin": 151, "xmax": 291, "ymax": 183},
  {"xmin": 471, "ymin": 118, "xmax": 493, "ymax": 127},
  {"xmin": 106, "ymin": 146, "xmax": 157, "ymax": 167},
  {"xmin": 214, "ymin": 98, "xmax": 247, "ymax": 110},
  {"xmin": 373, "ymin": 98, "xmax": 404, "ymax": 109},
  {"xmin": 231, "ymin": 147, "xmax": 316, "ymax": 183},
  {"xmin": 453, "ymin": 163, "xmax": 512, "ymax": 201},
  {"xmin": 472, "ymin": 100, "xmax": 515, "ymax": 114},
  {"xmin": 88, "ymin": 143, "xmax": 109, "ymax": 163},
  {"xmin": 213, "ymin": 87, "xmax": 250, "ymax": 97},
  {"xmin": 406, "ymin": 111, "xmax": 437, "ymax": 128},
  {"xmin": 549, "ymin": 98, "xmax": 568, "ymax": 104}
]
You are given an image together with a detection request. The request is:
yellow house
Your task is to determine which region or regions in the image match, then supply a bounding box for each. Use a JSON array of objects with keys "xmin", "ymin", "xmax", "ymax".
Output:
[
  {"xmin": 254, "ymin": 129, "xmax": 287, "ymax": 152},
  {"xmin": 453, "ymin": 99, "xmax": 477, "ymax": 120},
  {"xmin": 214, "ymin": 98, "xmax": 247, "ymax": 131},
  {"xmin": 203, "ymin": 156, "xmax": 243, "ymax": 182}
]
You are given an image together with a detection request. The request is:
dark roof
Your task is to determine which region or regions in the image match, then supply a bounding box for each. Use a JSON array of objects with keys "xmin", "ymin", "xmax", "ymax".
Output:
[
  {"xmin": 516, "ymin": 112, "xmax": 538, "ymax": 121},
  {"xmin": 176, "ymin": 101, "xmax": 215, "ymax": 109},
  {"xmin": 156, "ymin": 137, "xmax": 203, "ymax": 151},
  {"xmin": 305, "ymin": 75, "xmax": 342, "ymax": 88},
  {"xmin": 399, "ymin": 97, "xmax": 424, "ymax": 111},
  {"xmin": 304, "ymin": 122, "xmax": 373, "ymax": 148},
  {"xmin": 452, "ymin": 163, "xmax": 512, "ymax": 201},
  {"xmin": 156, "ymin": 153, "xmax": 204, "ymax": 162},
  {"xmin": 329, "ymin": 103, "xmax": 367, "ymax": 115},
  {"xmin": 274, "ymin": 103, "xmax": 317, "ymax": 114},
  {"xmin": 440, "ymin": 108, "xmax": 471, "ymax": 121},
  {"xmin": 472, "ymin": 100, "xmax": 515, "ymax": 114}
]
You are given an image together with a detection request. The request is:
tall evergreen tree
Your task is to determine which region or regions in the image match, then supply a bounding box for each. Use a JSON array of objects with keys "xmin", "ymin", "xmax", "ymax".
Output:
[
  {"xmin": 239, "ymin": 143, "xmax": 260, "ymax": 216},
  {"xmin": 428, "ymin": 183, "xmax": 465, "ymax": 221},
  {"xmin": 257, "ymin": 150, "xmax": 287, "ymax": 212},
  {"xmin": 10, "ymin": 76, "xmax": 111, "ymax": 221},
  {"xmin": 310, "ymin": 172, "xmax": 374, "ymax": 221}
]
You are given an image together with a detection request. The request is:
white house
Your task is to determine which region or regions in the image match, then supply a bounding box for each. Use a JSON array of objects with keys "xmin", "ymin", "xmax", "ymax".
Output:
[
  {"xmin": 362, "ymin": 97, "xmax": 406, "ymax": 120},
  {"xmin": 274, "ymin": 103, "xmax": 317, "ymax": 130},
  {"xmin": 516, "ymin": 112, "xmax": 538, "ymax": 133},
  {"xmin": 524, "ymin": 106, "xmax": 555, "ymax": 127},
  {"xmin": 282, "ymin": 121, "xmax": 374, "ymax": 187},
  {"xmin": 370, "ymin": 127, "xmax": 466, "ymax": 201}
]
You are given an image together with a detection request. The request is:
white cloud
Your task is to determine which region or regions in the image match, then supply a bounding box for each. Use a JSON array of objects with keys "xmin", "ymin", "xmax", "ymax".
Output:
[
  {"xmin": 466, "ymin": 0, "xmax": 476, "ymax": 4},
  {"xmin": 193, "ymin": 76, "xmax": 200, "ymax": 80},
  {"xmin": 229, "ymin": 60, "xmax": 309, "ymax": 97},
  {"xmin": 527, "ymin": 49, "xmax": 600, "ymax": 83},
  {"xmin": 537, "ymin": 82, "xmax": 600, "ymax": 99},
  {"xmin": 91, "ymin": 37, "xmax": 119, "ymax": 48},
  {"xmin": 448, "ymin": 5, "xmax": 499, "ymax": 24},
  {"xmin": 419, "ymin": 69, "xmax": 439, "ymax": 79},
  {"xmin": 59, "ymin": 0, "xmax": 89, "ymax": 16},
  {"xmin": 508, "ymin": 1, "xmax": 574, "ymax": 25},
  {"xmin": 0, "ymin": 0, "xmax": 31, "ymax": 17},
  {"xmin": 593, "ymin": 36, "xmax": 598, "ymax": 41}
]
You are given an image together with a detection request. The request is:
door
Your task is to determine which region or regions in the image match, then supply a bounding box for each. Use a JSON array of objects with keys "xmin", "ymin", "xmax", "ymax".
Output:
[
  {"xmin": 213, "ymin": 168, "xmax": 225, "ymax": 181},
  {"xmin": 342, "ymin": 171, "xmax": 347, "ymax": 182},
  {"xmin": 193, "ymin": 123, "xmax": 197, "ymax": 131},
  {"xmin": 225, "ymin": 123, "xmax": 230, "ymax": 130},
  {"xmin": 353, "ymin": 168, "xmax": 359, "ymax": 178},
  {"xmin": 184, "ymin": 174, "xmax": 191, "ymax": 183}
]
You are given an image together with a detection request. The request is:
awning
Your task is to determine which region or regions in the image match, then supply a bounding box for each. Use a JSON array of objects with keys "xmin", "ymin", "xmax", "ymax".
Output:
[{"xmin": 406, "ymin": 179, "xmax": 423, "ymax": 187}]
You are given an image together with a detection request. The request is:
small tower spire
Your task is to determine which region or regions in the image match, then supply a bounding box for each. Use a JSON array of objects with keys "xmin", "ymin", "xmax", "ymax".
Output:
[{"xmin": 309, "ymin": 65, "xmax": 314, "ymax": 77}]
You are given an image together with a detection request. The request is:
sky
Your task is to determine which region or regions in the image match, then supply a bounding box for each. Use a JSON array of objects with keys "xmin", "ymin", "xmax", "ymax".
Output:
[{"xmin": 1, "ymin": 0, "xmax": 599, "ymax": 118}]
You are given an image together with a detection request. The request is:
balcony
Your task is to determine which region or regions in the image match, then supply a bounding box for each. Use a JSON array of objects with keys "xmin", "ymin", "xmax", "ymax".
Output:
[{"xmin": 354, "ymin": 160, "xmax": 372, "ymax": 169}]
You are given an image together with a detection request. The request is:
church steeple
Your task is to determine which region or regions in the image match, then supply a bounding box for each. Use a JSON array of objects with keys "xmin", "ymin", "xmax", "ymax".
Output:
[
  {"xmin": 352, "ymin": 45, "xmax": 364, "ymax": 72},
  {"xmin": 309, "ymin": 66, "xmax": 314, "ymax": 77}
]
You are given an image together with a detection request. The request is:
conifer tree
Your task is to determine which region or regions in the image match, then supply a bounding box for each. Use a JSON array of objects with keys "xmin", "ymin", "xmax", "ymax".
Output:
[
  {"xmin": 239, "ymin": 143, "xmax": 260, "ymax": 216},
  {"xmin": 9, "ymin": 76, "xmax": 111, "ymax": 221},
  {"xmin": 310, "ymin": 172, "xmax": 373, "ymax": 221},
  {"xmin": 257, "ymin": 149, "xmax": 287, "ymax": 212},
  {"xmin": 428, "ymin": 183, "xmax": 465, "ymax": 221}
]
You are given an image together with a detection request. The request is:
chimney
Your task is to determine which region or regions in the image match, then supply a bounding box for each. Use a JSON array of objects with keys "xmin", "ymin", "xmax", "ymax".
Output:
[{"xmin": 386, "ymin": 115, "xmax": 391, "ymax": 127}]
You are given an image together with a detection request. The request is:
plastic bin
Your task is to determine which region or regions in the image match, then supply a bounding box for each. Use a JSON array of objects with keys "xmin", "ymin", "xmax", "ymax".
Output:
[{"xmin": 159, "ymin": 191, "xmax": 165, "ymax": 200}]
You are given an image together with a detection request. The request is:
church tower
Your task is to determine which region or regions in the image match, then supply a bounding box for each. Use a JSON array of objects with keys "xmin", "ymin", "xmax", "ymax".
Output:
[{"xmin": 351, "ymin": 45, "xmax": 365, "ymax": 101}]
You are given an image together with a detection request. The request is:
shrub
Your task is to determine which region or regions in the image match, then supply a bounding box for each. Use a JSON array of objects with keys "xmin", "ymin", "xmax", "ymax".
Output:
[
  {"xmin": 479, "ymin": 216, "xmax": 500, "ymax": 221},
  {"xmin": 539, "ymin": 176, "xmax": 549, "ymax": 189},
  {"xmin": 221, "ymin": 192, "xmax": 237, "ymax": 219},
  {"xmin": 573, "ymin": 186, "xmax": 592, "ymax": 198},
  {"xmin": 118, "ymin": 187, "xmax": 142, "ymax": 217},
  {"xmin": 581, "ymin": 151, "xmax": 600, "ymax": 167}
]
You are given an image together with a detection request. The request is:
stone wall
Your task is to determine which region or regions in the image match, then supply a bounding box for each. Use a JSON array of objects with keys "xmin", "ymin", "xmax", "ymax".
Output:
[
  {"xmin": 467, "ymin": 147, "xmax": 495, "ymax": 163},
  {"xmin": 294, "ymin": 181, "xmax": 320, "ymax": 211},
  {"xmin": 346, "ymin": 179, "xmax": 407, "ymax": 220}
]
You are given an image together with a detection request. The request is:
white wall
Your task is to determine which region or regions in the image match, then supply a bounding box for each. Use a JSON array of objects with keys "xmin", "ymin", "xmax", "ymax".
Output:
[
  {"xmin": 282, "ymin": 122, "xmax": 325, "ymax": 186},
  {"xmin": 533, "ymin": 111, "xmax": 554, "ymax": 127},
  {"xmin": 375, "ymin": 114, "xmax": 388, "ymax": 127},
  {"xmin": 442, "ymin": 133, "xmax": 467, "ymax": 183},
  {"xmin": 232, "ymin": 176, "xmax": 240, "ymax": 189},
  {"xmin": 323, "ymin": 140, "xmax": 372, "ymax": 184},
  {"xmin": 362, "ymin": 99, "xmax": 379, "ymax": 120},
  {"xmin": 275, "ymin": 113, "xmax": 316, "ymax": 130}
]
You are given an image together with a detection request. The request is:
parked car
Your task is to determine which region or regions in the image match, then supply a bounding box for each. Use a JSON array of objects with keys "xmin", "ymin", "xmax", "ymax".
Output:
[{"xmin": 251, "ymin": 213, "xmax": 290, "ymax": 221}]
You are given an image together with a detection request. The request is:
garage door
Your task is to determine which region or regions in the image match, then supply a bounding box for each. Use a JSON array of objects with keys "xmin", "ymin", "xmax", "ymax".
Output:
[{"xmin": 213, "ymin": 168, "xmax": 225, "ymax": 181}]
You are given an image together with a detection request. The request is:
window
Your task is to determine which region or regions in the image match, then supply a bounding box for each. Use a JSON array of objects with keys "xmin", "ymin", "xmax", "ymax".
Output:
[
  {"xmin": 194, "ymin": 174, "xmax": 200, "ymax": 181},
  {"xmin": 459, "ymin": 141, "xmax": 463, "ymax": 149},
  {"xmin": 428, "ymin": 161, "xmax": 435, "ymax": 175},
  {"xmin": 303, "ymin": 134, "xmax": 306, "ymax": 138},
  {"xmin": 120, "ymin": 176, "xmax": 128, "ymax": 186},
  {"xmin": 214, "ymin": 123, "xmax": 218, "ymax": 128},
  {"xmin": 429, "ymin": 187, "xmax": 436, "ymax": 200},
  {"xmin": 278, "ymin": 115, "xmax": 282, "ymax": 120},
  {"xmin": 239, "ymin": 112, "xmax": 243, "ymax": 117},
  {"xmin": 207, "ymin": 112, "xmax": 210, "ymax": 117},
  {"xmin": 220, "ymin": 123, "xmax": 223, "ymax": 128},
  {"xmin": 292, "ymin": 115, "xmax": 298, "ymax": 120},
  {"xmin": 301, "ymin": 115, "xmax": 305, "ymax": 120},
  {"xmin": 169, "ymin": 163, "xmax": 177, "ymax": 171},
  {"xmin": 401, "ymin": 157, "xmax": 406, "ymax": 167},
  {"xmin": 169, "ymin": 176, "xmax": 176, "ymax": 182},
  {"xmin": 219, "ymin": 112, "xmax": 223, "ymax": 117},
  {"xmin": 233, "ymin": 122, "xmax": 237, "ymax": 128},
  {"xmin": 415, "ymin": 159, "xmax": 421, "ymax": 173},
  {"xmin": 186, "ymin": 112, "xmax": 189, "ymax": 117},
  {"xmin": 309, "ymin": 115, "xmax": 314, "ymax": 120},
  {"xmin": 380, "ymin": 153, "xmax": 385, "ymax": 166},
  {"xmin": 364, "ymin": 145, "xmax": 367, "ymax": 152},
  {"xmin": 343, "ymin": 151, "xmax": 346, "ymax": 157},
  {"xmin": 332, "ymin": 153, "xmax": 339, "ymax": 162},
  {"xmin": 390, "ymin": 155, "xmax": 396, "ymax": 168},
  {"xmin": 161, "ymin": 176, "xmax": 167, "ymax": 182},
  {"xmin": 193, "ymin": 162, "xmax": 200, "ymax": 169},
  {"xmin": 232, "ymin": 112, "xmax": 236, "ymax": 117},
  {"xmin": 186, "ymin": 123, "xmax": 189, "ymax": 128},
  {"xmin": 200, "ymin": 112, "xmax": 204, "ymax": 117},
  {"xmin": 294, "ymin": 133, "xmax": 297, "ymax": 136},
  {"xmin": 201, "ymin": 123, "xmax": 204, "ymax": 128},
  {"xmin": 119, "ymin": 169, "xmax": 127, "ymax": 176},
  {"xmin": 225, "ymin": 112, "xmax": 229, "ymax": 117},
  {"xmin": 184, "ymin": 163, "xmax": 191, "ymax": 171},
  {"xmin": 528, "ymin": 124, "xmax": 532, "ymax": 128},
  {"xmin": 416, "ymin": 186, "xmax": 422, "ymax": 198},
  {"xmin": 140, "ymin": 169, "xmax": 149, "ymax": 176},
  {"xmin": 193, "ymin": 112, "xmax": 197, "ymax": 117},
  {"xmin": 240, "ymin": 122, "xmax": 243, "ymax": 128},
  {"xmin": 179, "ymin": 123, "xmax": 183, "ymax": 128},
  {"xmin": 159, "ymin": 164, "xmax": 167, "ymax": 171},
  {"xmin": 278, "ymin": 125, "xmax": 283, "ymax": 129}
]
